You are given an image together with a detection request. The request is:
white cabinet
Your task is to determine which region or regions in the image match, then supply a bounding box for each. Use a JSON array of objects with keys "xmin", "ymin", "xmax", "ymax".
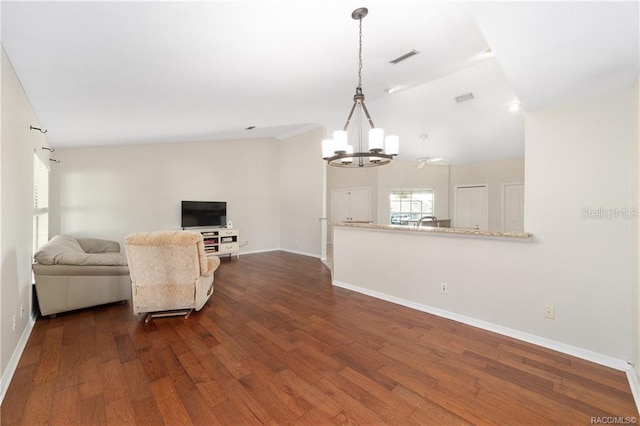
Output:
[
  {"xmin": 331, "ymin": 188, "xmax": 371, "ymax": 223},
  {"xmin": 199, "ymin": 228, "xmax": 239, "ymax": 258}
]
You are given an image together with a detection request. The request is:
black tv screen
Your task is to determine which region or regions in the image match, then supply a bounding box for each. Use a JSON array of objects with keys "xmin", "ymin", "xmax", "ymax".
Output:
[{"xmin": 181, "ymin": 201, "xmax": 227, "ymax": 228}]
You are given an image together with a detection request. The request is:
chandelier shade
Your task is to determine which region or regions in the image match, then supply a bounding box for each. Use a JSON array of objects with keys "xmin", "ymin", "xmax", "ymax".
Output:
[{"xmin": 322, "ymin": 7, "xmax": 399, "ymax": 168}]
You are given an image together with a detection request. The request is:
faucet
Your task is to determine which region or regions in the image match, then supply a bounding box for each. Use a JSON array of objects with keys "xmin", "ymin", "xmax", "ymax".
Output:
[{"xmin": 417, "ymin": 216, "xmax": 437, "ymax": 227}]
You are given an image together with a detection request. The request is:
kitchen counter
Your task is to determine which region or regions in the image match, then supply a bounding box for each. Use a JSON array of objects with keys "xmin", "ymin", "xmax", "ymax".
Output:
[
  {"xmin": 334, "ymin": 221, "xmax": 532, "ymax": 241},
  {"xmin": 407, "ymin": 219, "xmax": 452, "ymax": 228}
]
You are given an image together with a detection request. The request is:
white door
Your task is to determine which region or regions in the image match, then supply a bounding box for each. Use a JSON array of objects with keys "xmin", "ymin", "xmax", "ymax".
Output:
[
  {"xmin": 331, "ymin": 188, "xmax": 371, "ymax": 222},
  {"xmin": 332, "ymin": 190, "xmax": 351, "ymax": 222},
  {"xmin": 455, "ymin": 185, "xmax": 488, "ymax": 230},
  {"xmin": 503, "ymin": 183, "xmax": 524, "ymax": 232},
  {"xmin": 348, "ymin": 188, "xmax": 371, "ymax": 222}
]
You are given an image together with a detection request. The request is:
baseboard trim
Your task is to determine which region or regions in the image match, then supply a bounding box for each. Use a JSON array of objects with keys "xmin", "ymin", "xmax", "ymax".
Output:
[
  {"xmin": 0, "ymin": 313, "xmax": 36, "ymax": 405},
  {"xmin": 238, "ymin": 248, "xmax": 280, "ymax": 256},
  {"xmin": 239, "ymin": 248, "xmax": 321, "ymax": 259},
  {"xmin": 332, "ymin": 280, "xmax": 630, "ymax": 371},
  {"xmin": 627, "ymin": 367, "xmax": 640, "ymax": 415},
  {"xmin": 278, "ymin": 248, "xmax": 321, "ymax": 259}
]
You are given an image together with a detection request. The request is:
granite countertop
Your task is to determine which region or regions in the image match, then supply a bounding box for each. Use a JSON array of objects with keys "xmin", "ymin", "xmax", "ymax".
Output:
[{"xmin": 334, "ymin": 222, "xmax": 532, "ymax": 241}]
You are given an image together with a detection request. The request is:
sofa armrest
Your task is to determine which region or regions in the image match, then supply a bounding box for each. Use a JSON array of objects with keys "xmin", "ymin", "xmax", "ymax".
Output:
[
  {"xmin": 77, "ymin": 238, "xmax": 121, "ymax": 253},
  {"xmin": 203, "ymin": 257, "xmax": 221, "ymax": 277}
]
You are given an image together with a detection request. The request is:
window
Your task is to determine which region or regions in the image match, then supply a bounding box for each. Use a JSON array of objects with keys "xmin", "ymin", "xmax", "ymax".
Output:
[
  {"xmin": 389, "ymin": 189, "xmax": 434, "ymax": 225},
  {"xmin": 33, "ymin": 154, "xmax": 49, "ymax": 253}
]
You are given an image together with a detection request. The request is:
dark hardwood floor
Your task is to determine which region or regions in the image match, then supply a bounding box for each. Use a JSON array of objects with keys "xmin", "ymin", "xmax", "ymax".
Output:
[{"xmin": 2, "ymin": 251, "xmax": 638, "ymax": 425}]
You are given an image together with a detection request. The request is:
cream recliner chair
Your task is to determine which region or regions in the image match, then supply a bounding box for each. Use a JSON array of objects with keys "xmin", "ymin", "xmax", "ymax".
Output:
[{"xmin": 124, "ymin": 230, "xmax": 221, "ymax": 322}]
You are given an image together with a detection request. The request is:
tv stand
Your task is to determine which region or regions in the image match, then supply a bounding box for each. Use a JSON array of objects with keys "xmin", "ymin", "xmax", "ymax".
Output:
[{"xmin": 199, "ymin": 228, "xmax": 239, "ymax": 259}]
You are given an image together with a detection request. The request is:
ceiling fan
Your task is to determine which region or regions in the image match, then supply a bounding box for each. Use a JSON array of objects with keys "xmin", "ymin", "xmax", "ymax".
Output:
[
  {"xmin": 416, "ymin": 156, "xmax": 444, "ymax": 169},
  {"xmin": 416, "ymin": 133, "xmax": 445, "ymax": 169}
]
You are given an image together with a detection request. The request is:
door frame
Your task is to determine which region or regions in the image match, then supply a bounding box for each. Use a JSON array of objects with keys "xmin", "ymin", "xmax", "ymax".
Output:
[
  {"xmin": 501, "ymin": 182, "xmax": 524, "ymax": 232},
  {"xmin": 320, "ymin": 162, "xmax": 328, "ymax": 261}
]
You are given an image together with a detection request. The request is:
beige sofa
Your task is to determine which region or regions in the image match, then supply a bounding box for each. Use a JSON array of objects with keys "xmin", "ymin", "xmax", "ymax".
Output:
[{"xmin": 33, "ymin": 234, "xmax": 131, "ymax": 316}]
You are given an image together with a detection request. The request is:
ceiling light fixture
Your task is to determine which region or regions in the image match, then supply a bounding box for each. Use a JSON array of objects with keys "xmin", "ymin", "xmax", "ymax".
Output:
[{"xmin": 322, "ymin": 7, "xmax": 398, "ymax": 168}]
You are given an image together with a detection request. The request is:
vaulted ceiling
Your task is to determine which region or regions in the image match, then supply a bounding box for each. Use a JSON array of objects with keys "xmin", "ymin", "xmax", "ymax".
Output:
[{"xmin": 2, "ymin": 1, "xmax": 638, "ymax": 164}]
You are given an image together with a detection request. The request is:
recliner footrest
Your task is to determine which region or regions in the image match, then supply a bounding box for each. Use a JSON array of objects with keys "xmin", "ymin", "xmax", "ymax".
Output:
[{"xmin": 144, "ymin": 308, "xmax": 193, "ymax": 323}]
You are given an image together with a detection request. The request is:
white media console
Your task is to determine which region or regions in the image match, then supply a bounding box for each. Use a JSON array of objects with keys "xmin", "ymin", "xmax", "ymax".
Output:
[{"xmin": 199, "ymin": 228, "xmax": 239, "ymax": 258}]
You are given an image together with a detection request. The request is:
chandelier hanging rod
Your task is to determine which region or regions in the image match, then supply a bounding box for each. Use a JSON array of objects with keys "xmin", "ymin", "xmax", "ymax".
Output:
[
  {"xmin": 322, "ymin": 7, "xmax": 399, "ymax": 168},
  {"xmin": 342, "ymin": 88, "xmax": 375, "ymax": 131}
]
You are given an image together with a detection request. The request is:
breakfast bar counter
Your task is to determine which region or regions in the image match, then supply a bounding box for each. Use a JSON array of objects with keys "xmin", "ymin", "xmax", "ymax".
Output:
[{"xmin": 334, "ymin": 221, "xmax": 532, "ymax": 241}]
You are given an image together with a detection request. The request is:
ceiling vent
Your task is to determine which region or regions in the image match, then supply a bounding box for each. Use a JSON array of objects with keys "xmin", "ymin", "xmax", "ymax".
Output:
[
  {"xmin": 389, "ymin": 49, "xmax": 420, "ymax": 64},
  {"xmin": 455, "ymin": 93, "xmax": 474, "ymax": 103}
]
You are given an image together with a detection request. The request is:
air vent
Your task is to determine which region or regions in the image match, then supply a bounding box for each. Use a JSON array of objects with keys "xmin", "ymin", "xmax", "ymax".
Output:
[
  {"xmin": 389, "ymin": 49, "xmax": 420, "ymax": 64},
  {"xmin": 455, "ymin": 93, "xmax": 474, "ymax": 103}
]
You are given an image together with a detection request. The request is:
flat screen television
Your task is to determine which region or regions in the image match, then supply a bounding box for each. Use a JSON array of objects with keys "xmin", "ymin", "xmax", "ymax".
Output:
[{"xmin": 181, "ymin": 201, "xmax": 227, "ymax": 228}]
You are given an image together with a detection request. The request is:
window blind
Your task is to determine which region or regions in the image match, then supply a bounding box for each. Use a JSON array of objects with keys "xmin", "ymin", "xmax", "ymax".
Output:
[
  {"xmin": 389, "ymin": 188, "xmax": 434, "ymax": 225},
  {"xmin": 33, "ymin": 154, "xmax": 49, "ymax": 251}
]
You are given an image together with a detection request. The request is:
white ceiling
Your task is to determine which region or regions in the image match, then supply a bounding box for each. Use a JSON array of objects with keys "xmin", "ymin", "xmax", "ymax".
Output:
[{"xmin": 2, "ymin": 1, "xmax": 638, "ymax": 164}]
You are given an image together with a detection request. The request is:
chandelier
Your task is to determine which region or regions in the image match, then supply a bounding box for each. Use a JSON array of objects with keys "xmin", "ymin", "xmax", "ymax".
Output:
[{"xmin": 322, "ymin": 7, "xmax": 399, "ymax": 168}]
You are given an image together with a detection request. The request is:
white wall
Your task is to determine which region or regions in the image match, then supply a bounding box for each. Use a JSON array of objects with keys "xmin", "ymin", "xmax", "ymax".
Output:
[
  {"xmin": 279, "ymin": 127, "xmax": 325, "ymax": 257},
  {"xmin": 632, "ymin": 75, "xmax": 639, "ymax": 385},
  {"xmin": 51, "ymin": 139, "xmax": 280, "ymax": 251},
  {"xmin": 0, "ymin": 47, "xmax": 50, "ymax": 401},
  {"xmin": 334, "ymin": 88, "xmax": 635, "ymax": 362},
  {"xmin": 524, "ymin": 89, "xmax": 633, "ymax": 359},
  {"xmin": 0, "ymin": 46, "xmax": 4, "ymax": 403},
  {"xmin": 50, "ymin": 129, "xmax": 324, "ymax": 256},
  {"xmin": 450, "ymin": 157, "xmax": 524, "ymax": 230}
]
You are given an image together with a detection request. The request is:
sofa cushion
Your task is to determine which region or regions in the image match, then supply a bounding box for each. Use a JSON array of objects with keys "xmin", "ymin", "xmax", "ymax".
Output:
[
  {"xmin": 54, "ymin": 252, "xmax": 128, "ymax": 266},
  {"xmin": 34, "ymin": 234, "xmax": 128, "ymax": 266},
  {"xmin": 34, "ymin": 234, "xmax": 84, "ymax": 265},
  {"xmin": 77, "ymin": 238, "xmax": 120, "ymax": 253}
]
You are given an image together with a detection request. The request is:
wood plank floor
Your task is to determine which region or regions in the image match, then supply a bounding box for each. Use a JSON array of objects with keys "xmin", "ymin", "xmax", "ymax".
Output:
[{"xmin": 2, "ymin": 251, "xmax": 638, "ymax": 425}]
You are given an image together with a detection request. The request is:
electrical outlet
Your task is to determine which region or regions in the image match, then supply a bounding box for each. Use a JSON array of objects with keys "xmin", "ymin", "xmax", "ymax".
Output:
[
  {"xmin": 440, "ymin": 283, "xmax": 448, "ymax": 294},
  {"xmin": 12, "ymin": 315, "xmax": 16, "ymax": 331},
  {"xmin": 544, "ymin": 305, "xmax": 555, "ymax": 320}
]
